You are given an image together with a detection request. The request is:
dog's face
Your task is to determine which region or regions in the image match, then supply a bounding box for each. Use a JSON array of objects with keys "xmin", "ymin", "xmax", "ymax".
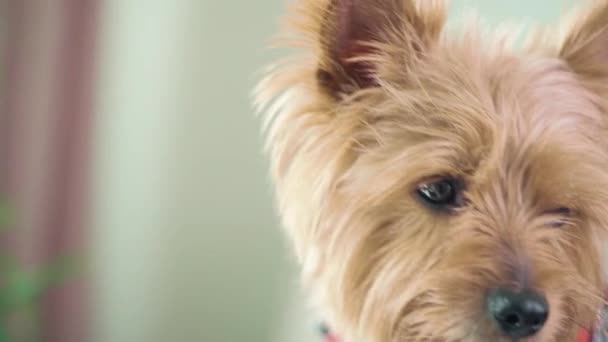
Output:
[{"xmin": 257, "ymin": 1, "xmax": 608, "ymax": 341}]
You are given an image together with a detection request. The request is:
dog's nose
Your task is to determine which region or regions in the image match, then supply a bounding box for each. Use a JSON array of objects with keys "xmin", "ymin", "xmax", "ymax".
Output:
[{"xmin": 487, "ymin": 288, "xmax": 549, "ymax": 338}]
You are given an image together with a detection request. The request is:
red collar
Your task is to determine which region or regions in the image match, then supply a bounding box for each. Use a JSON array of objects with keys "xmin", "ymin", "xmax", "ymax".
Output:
[
  {"xmin": 320, "ymin": 323, "xmax": 340, "ymax": 342},
  {"xmin": 579, "ymin": 328, "xmax": 593, "ymax": 342},
  {"xmin": 580, "ymin": 295, "xmax": 608, "ymax": 342},
  {"xmin": 324, "ymin": 335, "xmax": 340, "ymax": 342},
  {"xmin": 579, "ymin": 314, "xmax": 608, "ymax": 342}
]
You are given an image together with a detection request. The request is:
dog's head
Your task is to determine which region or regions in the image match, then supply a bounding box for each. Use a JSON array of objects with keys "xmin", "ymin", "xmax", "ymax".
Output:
[{"xmin": 256, "ymin": 1, "xmax": 608, "ymax": 340}]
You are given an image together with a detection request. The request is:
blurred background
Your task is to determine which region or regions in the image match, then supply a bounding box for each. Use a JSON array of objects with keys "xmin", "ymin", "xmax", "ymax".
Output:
[{"xmin": 0, "ymin": 0, "xmax": 575, "ymax": 341}]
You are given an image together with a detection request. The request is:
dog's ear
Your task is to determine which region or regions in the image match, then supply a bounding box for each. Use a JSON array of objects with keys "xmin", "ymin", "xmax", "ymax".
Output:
[
  {"xmin": 316, "ymin": 0, "xmax": 447, "ymax": 96},
  {"xmin": 560, "ymin": 1, "xmax": 608, "ymax": 82}
]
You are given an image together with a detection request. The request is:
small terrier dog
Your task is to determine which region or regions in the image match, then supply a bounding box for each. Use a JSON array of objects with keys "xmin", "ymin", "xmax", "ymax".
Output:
[{"xmin": 255, "ymin": 0, "xmax": 608, "ymax": 340}]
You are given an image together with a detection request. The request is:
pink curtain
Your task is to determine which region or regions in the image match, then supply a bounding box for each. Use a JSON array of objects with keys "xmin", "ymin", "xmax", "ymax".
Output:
[{"xmin": 2, "ymin": 1, "xmax": 99, "ymax": 340}]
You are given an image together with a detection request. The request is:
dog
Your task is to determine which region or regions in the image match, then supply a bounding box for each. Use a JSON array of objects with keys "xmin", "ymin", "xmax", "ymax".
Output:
[{"xmin": 255, "ymin": 0, "xmax": 608, "ymax": 340}]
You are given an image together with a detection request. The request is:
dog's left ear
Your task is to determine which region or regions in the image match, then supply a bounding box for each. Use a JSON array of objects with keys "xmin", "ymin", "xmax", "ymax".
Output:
[
  {"xmin": 560, "ymin": 1, "xmax": 608, "ymax": 83},
  {"xmin": 315, "ymin": 0, "xmax": 447, "ymax": 97}
]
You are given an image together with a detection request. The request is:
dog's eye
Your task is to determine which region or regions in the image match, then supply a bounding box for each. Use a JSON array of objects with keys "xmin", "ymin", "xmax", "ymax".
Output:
[
  {"xmin": 416, "ymin": 178, "xmax": 458, "ymax": 207},
  {"xmin": 551, "ymin": 207, "xmax": 571, "ymax": 216},
  {"xmin": 546, "ymin": 207, "xmax": 572, "ymax": 227}
]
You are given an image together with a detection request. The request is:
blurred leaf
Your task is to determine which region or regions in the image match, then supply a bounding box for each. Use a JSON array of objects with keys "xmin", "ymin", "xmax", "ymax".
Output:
[
  {"xmin": 0, "ymin": 194, "xmax": 81, "ymax": 337},
  {"xmin": 0, "ymin": 256, "xmax": 18, "ymax": 275},
  {"xmin": 0, "ymin": 325, "xmax": 7, "ymax": 342},
  {"xmin": 0, "ymin": 254, "xmax": 81, "ymax": 317},
  {"xmin": 0, "ymin": 269, "xmax": 43, "ymax": 316},
  {"xmin": 38, "ymin": 254, "xmax": 83, "ymax": 288},
  {"xmin": 0, "ymin": 198, "xmax": 12, "ymax": 231}
]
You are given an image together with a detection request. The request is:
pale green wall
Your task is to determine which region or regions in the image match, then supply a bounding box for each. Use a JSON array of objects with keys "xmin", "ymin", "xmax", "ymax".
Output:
[
  {"xmin": 91, "ymin": 1, "xmax": 577, "ymax": 342},
  {"xmin": 92, "ymin": 0, "xmax": 289, "ymax": 341},
  {"xmin": 454, "ymin": 0, "xmax": 571, "ymax": 22},
  {"xmin": 92, "ymin": 1, "xmax": 192, "ymax": 341}
]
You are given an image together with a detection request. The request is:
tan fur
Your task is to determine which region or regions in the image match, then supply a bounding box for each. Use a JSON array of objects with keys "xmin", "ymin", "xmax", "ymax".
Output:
[{"xmin": 255, "ymin": 1, "xmax": 608, "ymax": 341}]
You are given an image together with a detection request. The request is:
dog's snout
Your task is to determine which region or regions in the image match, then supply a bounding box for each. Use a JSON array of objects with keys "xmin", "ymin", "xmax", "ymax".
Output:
[{"xmin": 487, "ymin": 288, "xmax": 549, "ymax": 338}]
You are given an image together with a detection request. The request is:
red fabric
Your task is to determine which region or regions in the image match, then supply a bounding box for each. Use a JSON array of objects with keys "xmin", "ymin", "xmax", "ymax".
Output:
[
  {"xmin": 39, "ymin": 1, "xmax": 99, "ymax": 341},
  {"xmin": 3, "ymin": 0, "xmax": 99, "ymax": 340}
]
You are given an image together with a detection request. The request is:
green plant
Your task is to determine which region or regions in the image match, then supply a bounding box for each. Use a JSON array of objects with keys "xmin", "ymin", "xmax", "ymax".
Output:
[{"xmin": 0, "ymin": 199, "xmax": 78, "ymax": 341}]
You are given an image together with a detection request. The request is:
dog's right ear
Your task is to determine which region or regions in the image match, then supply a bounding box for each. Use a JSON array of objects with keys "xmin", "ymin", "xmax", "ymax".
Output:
[
  {"xmin": 560, "ymin": 1, "xmax": 608, "ymax": 89},
  {"xmin": 314, "ymin": 0, "xmax": 447, "ymax": 97}
]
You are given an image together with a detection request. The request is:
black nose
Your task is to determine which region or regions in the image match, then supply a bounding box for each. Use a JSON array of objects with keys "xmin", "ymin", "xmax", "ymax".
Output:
[{"xmin": 487, "ymin": 288, "xmax": 549, "ymax": 338}]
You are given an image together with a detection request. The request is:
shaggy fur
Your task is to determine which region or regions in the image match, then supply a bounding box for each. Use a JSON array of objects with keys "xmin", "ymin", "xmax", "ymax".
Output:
[{"xmin": 255, "ymin": 1, "xmax": 608, "ymax": 341}]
